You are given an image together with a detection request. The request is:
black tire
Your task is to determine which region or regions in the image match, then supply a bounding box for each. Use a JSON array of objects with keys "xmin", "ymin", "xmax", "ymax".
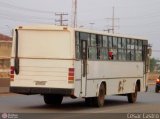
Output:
[
  {"xmin": 93, "ymin": 83, "xmax": 106, "ymax": 107},
  {"xmin": 85, "ymin": 97, "xmax": 93, "ymax": 106},
  {"xmin": 127, "ymin": 85, "xmax": 138, "ymax": 103},
  {"xmin": 155, "ymin": 86, "xmax": 159, "ymax": 93},
  {"xmin": 43, "ymin": 94, "xmax": 63, "ymax": 105}
]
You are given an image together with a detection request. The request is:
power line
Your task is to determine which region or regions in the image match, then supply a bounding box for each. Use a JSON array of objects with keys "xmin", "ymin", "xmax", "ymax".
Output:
[
  {"xmin": 0, "ymin": 14, "xmax": 52, "ymax": 24},
  {"xmin": 0, "ymin": 1, "xmax": 53, "ymax": 14},
  {"xmin": 105, "ymin": 7, "xmax": 119, "ymax": 34},
  {"xmin": 55, "ymin": 13, "xmax": 68, "ymax": 26},
  {"xmin": 121, "ymin": 10, "xmax": 160, "ymax": 20},
  {"xmin": 0, "ymin": 2, "xmax": 54, "ymax": 24},
  {"xmin": 0, "ymin": 10, "xmax": 53, "ymax": 21}
]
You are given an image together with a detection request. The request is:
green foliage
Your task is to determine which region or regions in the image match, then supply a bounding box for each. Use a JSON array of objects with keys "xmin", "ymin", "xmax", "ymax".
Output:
[{"xmin": 150, "ymin": 58, "xmax": 157, "ymax": 72}]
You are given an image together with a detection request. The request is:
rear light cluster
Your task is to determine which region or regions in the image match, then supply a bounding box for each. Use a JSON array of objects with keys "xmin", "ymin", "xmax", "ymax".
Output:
[
  {"xmin": 68, "ymin": 68, "xmax": 74, "ymax": 83},
  {"xmin": 156, "ymin": 78, "xmax": 160, "ymax": 83},
  {"xmin": 10, "ymin": 66, "xmax": 15, "ymax": 81}
]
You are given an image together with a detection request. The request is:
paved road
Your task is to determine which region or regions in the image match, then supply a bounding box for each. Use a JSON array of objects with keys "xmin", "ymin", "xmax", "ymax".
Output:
[{"xmin": 0, "ymin": 85, "xmax": 159, "ymax": 119}]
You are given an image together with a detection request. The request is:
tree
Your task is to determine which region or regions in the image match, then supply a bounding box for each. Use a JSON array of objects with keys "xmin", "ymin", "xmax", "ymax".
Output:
[{"xmin": 150, "ymin": 58, "xmax": 157, "ymax": 72}]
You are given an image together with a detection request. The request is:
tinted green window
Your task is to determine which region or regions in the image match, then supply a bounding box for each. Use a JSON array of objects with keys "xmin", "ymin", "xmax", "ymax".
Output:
[
  {"xmin": 122, "ymin": 38, "xmax": 126, "ymax": 48},
  {"xmin": 131, "ymin": 39, "xmax": 135, "ymax": 50},
  {"xmin": 127, "ymin": 39, "xmax": 131, "ymax": 49},
  {"xmin": 97, "ymin": 35, "xmax": 103, "ymax": 47},
  {"xmin": 138, "ymin": 40, "xmax": 142, "ymax": 50},
  {"xmin": 88, "ymin": 47, "xmax": 97, "ymax": 60},
  {"xmin": 108, "ymin": 36, "xmax": 112, "ymax": 48},
  {"xmin": 75, "ymin": 32, "xmax": 80, "ymax": 59},
  {"xmin": 131, "ymin": 50, "xmax": 135, "ymax": 61},
  {"xmin": 113, "ymin": 37, "xmax": 118, "ymax": 48},
  {"xmin": 103, "ymin": 36, "xmax": 108, "ymax": 47},
  {"xmin": 98, "ymin": 48, "xmax": 108, "ymax": 60},
  {"xmin": 80, "ymin": 32, "xmax": 89, "ymax": 40},
  {"xmin": 91, "ymin": 34, "xmax": 96, "ymax": 46},
  {"xmin": 118, "ymin": 38, "xmax": 122, "ymax": 48},
  {"xmin": 118, "ymin": 49, "xmax": 122, "ymax": 60},
  {"xmin": 122, "ymin": 49, "xmax": 126, "ymax": 61}
]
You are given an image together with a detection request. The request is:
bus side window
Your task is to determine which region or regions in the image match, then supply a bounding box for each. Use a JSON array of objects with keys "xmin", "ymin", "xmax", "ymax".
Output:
[
  {"xmin": 102, "ymin": 35, "xmax": 108, "ymax": 60},
  {"xmin": 108, "ymin": 36, "xmax": 113, "ymax": 60},
  {"xmin": 138, "ymin": 40, "xmax": 142, "ymax": 61},
  {"xmin": 88, "ymin": 34, "xmax": 97, "ymax": 60},
  {"xmin": 75, "ymin": 32, "xmax": 81, "ymax": 59},
  {"xmin": 97, "ymin": 35, "xmax": 103, "ymax": 60},
  {"xmin": 131, "ymin": 39, "xmax": 135, "ymax": 61},
  {"xmin": 126, "ymin": 38, "xmax": 131, "ymax": 61},
  {"xmin": 108, "ymin": 49, "xmax": 113, "ymax": 60},
  {"xmin": 122, "ymin": 38, "xmax": 126, "ymax": 61},
  {"xmin": 135, "ymin": 40, "xmax": 142, "ymax": 61},
  {"xmin": 113, "ymin": 37, "xmax": 118, "ymax": 60},
  {"xmin": 118, "ymin": 37, "xmax": 122, "ymax": 60}
]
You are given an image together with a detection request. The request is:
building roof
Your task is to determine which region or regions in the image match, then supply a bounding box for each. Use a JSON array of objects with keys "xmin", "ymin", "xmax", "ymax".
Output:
[{"xmin": 0, "ymin": 33, "xmax": 12, "ymax": 41}]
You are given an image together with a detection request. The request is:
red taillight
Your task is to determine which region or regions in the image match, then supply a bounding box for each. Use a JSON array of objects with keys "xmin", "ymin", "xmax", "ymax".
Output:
[
  {"xmin": 69, "ymin": 68, "xmax": 74, "ymax": 72},
  {"xmin": 10, "ymin": 66, "xmax": 14, "ymax": 74},
  {"xmin": 68, "ymin": 68, "xmax": 74, "ymax": 83},
  {"xmin": 10, "ymin": 66, "xmax": 15, "ymax": 81}
]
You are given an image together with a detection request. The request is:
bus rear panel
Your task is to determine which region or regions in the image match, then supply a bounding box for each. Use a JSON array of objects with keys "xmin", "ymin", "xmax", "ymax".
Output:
[{"xmin": 10, "ymin": 26, "xmax": 75, "ymax": 96}]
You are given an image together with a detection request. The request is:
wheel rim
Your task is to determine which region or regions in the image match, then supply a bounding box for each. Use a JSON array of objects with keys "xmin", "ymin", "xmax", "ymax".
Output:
[
  {"xmin": 99, "ymin": 96, "xmax": 104, "ymax": 105},
  {"xmin": 98, "ymin": 85, "xmax": 105, "ymax": 106}
]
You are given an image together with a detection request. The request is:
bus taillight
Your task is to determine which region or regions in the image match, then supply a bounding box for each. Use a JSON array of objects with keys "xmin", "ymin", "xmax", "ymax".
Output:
[
  {"xmin": 10, "ymin": 66, "xmax": 15, "ymax": 81},
  {"xmin": 68, "ymin": 68, "xmax": 74, "ymax": 83}
]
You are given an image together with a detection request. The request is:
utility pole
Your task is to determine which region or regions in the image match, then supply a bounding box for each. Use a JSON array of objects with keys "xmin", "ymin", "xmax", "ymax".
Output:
[
  {"xmin": 55, "ymin": 13, "xmax": 68, "ymax": 26},
  {"xmin": 72, "ymin": 0, "xmax": 77, "ymax": 28},
  {"xmin": 105, "ymin": 7, "xmax": 119, "ymax": 34}
]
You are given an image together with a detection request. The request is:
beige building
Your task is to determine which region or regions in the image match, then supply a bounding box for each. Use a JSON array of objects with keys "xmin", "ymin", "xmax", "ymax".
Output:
[{"xmin": 0, "ymin": 34, "xmax": 12, "ymax": 78}]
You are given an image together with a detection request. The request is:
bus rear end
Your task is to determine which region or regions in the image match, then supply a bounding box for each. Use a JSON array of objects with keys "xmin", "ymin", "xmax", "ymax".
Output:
[{"xmin": 10, "ymin": 26, "xmax": 75, "ymax": 103}]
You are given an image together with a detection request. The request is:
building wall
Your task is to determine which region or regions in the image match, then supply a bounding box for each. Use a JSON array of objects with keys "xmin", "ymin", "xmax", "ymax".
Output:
[
  {"xmin": 0, "ymin": 34, "xmax": 12, "ymax": 78},
  {"xmin": 0, "ymin": 42, "xmax": 12, "ymax": 57}
]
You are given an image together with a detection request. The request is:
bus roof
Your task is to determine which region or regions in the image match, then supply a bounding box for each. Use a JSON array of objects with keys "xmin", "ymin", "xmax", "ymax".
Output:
[
  {"xmin": 16, "ymin": 25, "xmax": 147, "ymax": 41},
  {"xmin": 74, "ymin": 28, "xmax": 147, "ymax": 41}
]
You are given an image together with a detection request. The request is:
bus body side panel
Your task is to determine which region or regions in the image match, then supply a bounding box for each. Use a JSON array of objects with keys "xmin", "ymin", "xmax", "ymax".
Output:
[
  {"xmin": 74, "ymin": 61, "xmax": 82, "ymax": 97},
  {"xmin": 85, "ymin": 61, "xmax": 144, "ymax": 97}
]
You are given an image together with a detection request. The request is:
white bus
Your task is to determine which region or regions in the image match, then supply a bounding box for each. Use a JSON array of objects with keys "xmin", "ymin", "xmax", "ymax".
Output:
[{"xmin": 10, "ymin": 25, "xmax": 150, "ymax": 107}]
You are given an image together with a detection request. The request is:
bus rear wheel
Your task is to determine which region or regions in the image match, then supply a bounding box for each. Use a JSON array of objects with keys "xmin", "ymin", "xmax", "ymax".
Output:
[
  {"xmin": 93, "ymin": 83, "xmax": 106, "ymax": 107},
  {"xmin": 155, "ymin": 87, "xmax": 159, "ymax": 93},
  {"xmin": 43, "ymin": 94, "xmax": 63, "ymax": 105},
  {"xmin": 127, "ymin": 85, "xmax": 138, "ymax": 103}
]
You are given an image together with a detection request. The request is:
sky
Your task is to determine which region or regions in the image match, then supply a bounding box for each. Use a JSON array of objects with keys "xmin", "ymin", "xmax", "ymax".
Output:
[{"xmin": 0, "ymin": 0, "xmax": 160, "ymax": 59}]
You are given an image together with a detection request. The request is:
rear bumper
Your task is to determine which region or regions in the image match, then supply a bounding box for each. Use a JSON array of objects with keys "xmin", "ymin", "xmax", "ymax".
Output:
[{"xmin": 10, "ymin": 87, "xmax": 74, "ymax": 96}]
